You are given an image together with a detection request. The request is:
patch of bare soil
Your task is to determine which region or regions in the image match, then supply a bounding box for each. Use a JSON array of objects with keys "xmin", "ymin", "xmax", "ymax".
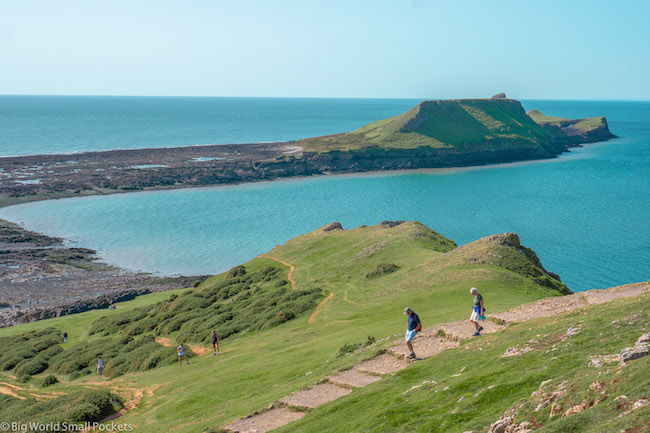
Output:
[
  {"xmin": 328, "ymin": 369, "xmax": 381, "ymax": 388},
  {"xmin": 224, "ymin": 408, "xmax": 305, "ymax": 433},
  {"xmin": 308, "ymin": 292, "xmax": 334, "ymax": 324},
  {"xmin": 279, "ymin": 383, "xmax": 351, "ymax": 409},
  {"xmin": 355, "ymin": 353, "xmax": 409, "ymax": 374}
]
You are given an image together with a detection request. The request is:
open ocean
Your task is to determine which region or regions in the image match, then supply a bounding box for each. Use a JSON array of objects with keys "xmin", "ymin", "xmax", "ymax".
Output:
[{"xmin": 0, "ymin": 97, "xmax": 648, "ymax": 292}]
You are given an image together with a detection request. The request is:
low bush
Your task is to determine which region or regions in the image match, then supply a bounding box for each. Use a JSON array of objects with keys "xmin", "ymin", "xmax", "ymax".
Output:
[
  {"xmin": 338, "ymin": 336, "xmax": 376, "ymax": 356},
  {"xmin": 366, "ymin": 263, "xmax": 399, "ymax": 279},
  {"xmin": 15, "ymin": 359, "xmax": 48, "ymax": 376},
  {"xmin": 0, "ymin": 388, "xmax": 122, "ymax": 425},
  {"xmin": 0, "ymin": 328, "xmax": 61, "ymax": 376},
  {"xmin": 41, "ymin": 375, "xmax": 58, "ymax": 386}
]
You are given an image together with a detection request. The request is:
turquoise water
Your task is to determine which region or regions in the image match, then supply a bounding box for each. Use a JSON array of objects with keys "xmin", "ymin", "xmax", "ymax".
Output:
[
  {"xmin": 0, "ymin": 99, "xmax": 648, "ymax": 292},
  {"xmin": 0, "ymin": 96, "xmax": 420, "ymax": 156}
]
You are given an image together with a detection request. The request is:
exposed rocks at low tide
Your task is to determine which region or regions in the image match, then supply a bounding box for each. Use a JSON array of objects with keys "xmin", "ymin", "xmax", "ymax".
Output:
[{"xmin": 0, "ymin": 218, "xmax": 208, "ymax": 327}]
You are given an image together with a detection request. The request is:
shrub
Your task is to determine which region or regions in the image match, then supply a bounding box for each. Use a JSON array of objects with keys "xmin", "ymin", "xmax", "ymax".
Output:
[
  {"xmin": 15, "ymin": 359, "xmax": 48, "ymax": 376},
  {"xmin": 227, "ymin": 265, "xmax": 246, "ymax": 278},
  {"xmin": 366, "ymin": 263, "xmax": 400, "ymax": 279},
  {"xmin": 42, "ymin": 375, "xmax": 58, "ymax": 386},
  {"xmin": 16, "ymin": 373, "xmax": 31, "ymax": 383}
]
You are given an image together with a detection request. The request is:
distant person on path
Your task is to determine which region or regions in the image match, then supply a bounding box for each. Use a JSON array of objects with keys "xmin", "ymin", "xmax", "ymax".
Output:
[
  {"xmin": 404, "ymin": 307, "xmax": 421, "ymax": 359},
  {"xmin": 211, "ymin": 330, "xmax": 220, "ymax": 356},
  {"xmin": 178, "ymin": 344, "xmax": 189, "ymax": 366},
  {"xmin": 63, "ymin": 331, "xmax": 67, "ymax": 343},
  {"xmin": 470, "ymin": 287, "xmax": 485, "ymax": 336},
  {"xmin": 97, "ymin": 357, "xmax": 104, "ymax": 377}
]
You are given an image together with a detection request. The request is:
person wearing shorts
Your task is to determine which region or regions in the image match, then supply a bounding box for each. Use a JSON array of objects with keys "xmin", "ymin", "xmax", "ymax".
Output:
[
  {"xmin": 470, "ymin": 287, "xmax": 485, "ymax": 336},
  {"xmin": 97, "ymin": 357, "xmax": 104, "ymax": 377},
  {"xmin": 178, "ymin": 344, "xmax": 189, "ymax": 366},
  {"xmin": 404, "ymin": 307, "xmax": 421, "ymax": 359},
  {"xmin": 211, "ymin": 331, "xmax": 220, "ymax": 356}
]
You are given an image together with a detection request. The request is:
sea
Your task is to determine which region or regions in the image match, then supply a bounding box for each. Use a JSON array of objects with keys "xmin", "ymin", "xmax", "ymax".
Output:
[{"xmin": 0, "ymin": 96, "xmax": 648, "ymax": 292}]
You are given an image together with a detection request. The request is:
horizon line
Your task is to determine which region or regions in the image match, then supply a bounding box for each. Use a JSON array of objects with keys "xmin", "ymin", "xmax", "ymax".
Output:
[{"xmin": 1, "ymin": 93, "xmax": 649, "ymax": 102}]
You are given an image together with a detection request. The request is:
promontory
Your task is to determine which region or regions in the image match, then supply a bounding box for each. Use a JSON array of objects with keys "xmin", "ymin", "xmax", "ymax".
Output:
[{"xmin": 0, "ymin": 94, "xmax": 616, "ymax": 206}]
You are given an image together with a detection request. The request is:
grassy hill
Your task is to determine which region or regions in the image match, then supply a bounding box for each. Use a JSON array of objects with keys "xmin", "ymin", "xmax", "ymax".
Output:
[
  {"xmin": 297, "ymin": 98, "xmax": 560, "ymax": 153},
  {"xmin": 4, "ymin": 221, "xmax": 638, "ymax": 433},
  {"xmin": 527, "ymin": 109, "xmax": 612, "ymax": 135}
]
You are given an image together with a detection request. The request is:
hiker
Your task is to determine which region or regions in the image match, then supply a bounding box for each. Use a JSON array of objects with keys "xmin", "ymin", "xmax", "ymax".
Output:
[
  {"xmin": 63, "ymin": 330, "xmax": 67, "ymax": 343},
  {"xmin": 97, "ymin": 357, "xmax": 104, "ymax": 377},
  {"xmin": 470, "ymin": 287, "xmax": 485, "ymax": 336},
  {"xmin": 404, "ymin": 307, "xmax": 421, "ymax": 359},
  {"xmin": 211, "ymin": 330, "xmax": 220, "ymax": 355},
  {"xmin": 178, "ymin": 344, "xmax": 189, "ymax": 366}
]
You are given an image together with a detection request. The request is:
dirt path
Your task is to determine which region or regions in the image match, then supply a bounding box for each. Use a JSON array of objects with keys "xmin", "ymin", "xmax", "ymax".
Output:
[
  {"xmin": 0, "ymin": 383, "xmax": 25, "ymax": 399},
  {"xmin": 154, "ymin": 337, "xmax": 211, "ymax": 356},
  {"xmin": 0, "ymin": 381, "xmax": 64, "ymax": 401},
  {"xmin": 259, "ymin": 255, "xmax": 296, "ymax": 289},
  {"xmin": 222, "ymin": 281, "xmax": 650, "ymax": 433},
  {"xmin": 308, "ymin": 292, "xmax": 334, "ymax": 324},
  {"xmin": 343, "ymin": 288, "xmax": 363, "ymax": 306},
  {"xmin": 81, "ymin": 382, "xmax": 147, "ymax": 433}
]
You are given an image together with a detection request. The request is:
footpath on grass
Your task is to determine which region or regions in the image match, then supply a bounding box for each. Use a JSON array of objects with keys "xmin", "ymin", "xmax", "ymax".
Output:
[
  {"xmin": 222, "ymin": 281, "xmax": 650, "ymax": 433},
  {"xmin": 259, "ymin": 255, "xmax": 297, "ymax": 290}
]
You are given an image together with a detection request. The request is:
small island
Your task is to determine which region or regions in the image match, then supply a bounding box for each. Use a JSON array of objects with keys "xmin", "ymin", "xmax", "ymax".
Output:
[{"xmin": 0, "ymin": 94, "xmax": 616, "ymax": 207}]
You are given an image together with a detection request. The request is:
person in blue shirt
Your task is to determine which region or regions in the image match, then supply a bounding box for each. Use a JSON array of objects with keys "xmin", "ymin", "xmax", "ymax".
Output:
[
  {"xmin": 404, "ymin": 307, "xmax": 421, "ymax": 359},
  {"xmin": 470, "ymin": 287, "xmax": 485, "ymax": 336}
]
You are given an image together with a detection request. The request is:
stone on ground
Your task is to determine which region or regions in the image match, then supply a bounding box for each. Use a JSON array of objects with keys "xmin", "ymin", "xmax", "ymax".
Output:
[
  {"xmin": 279, "ymin": 383, "xmax": 351, "ymax": 408},
  {"xmin": 223, "ymin": 408, "xmax": 305, "ymax": 433},
  {"xmin": 328, "ymin": 369, "xmax": 381, "ymax": 388},
  {"xmin": 355, "ymin": 353, "xmax": 409, "ymax": 374}
]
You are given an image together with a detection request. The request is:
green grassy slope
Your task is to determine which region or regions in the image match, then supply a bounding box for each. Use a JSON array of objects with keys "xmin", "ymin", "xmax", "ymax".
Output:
[
  {"xmin": 0, "ymin": 222, "xmax": 572, "ymax": 432},
  {"xmin": 297, "ymin": 99, "xmax": 560, "ymax": 153},
  {"xmin": 278, "ymin": 291, "xmax": 650, "ymax": 433},
  {"xmin": 527, "ymin": 109, "xmax": 609, "ymax": 133}
]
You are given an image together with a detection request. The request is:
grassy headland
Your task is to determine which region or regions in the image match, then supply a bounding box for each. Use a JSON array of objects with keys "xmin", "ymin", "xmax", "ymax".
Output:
[
  {"xmin": 0, "ymin": 97, "xmax": 616, "ymax": 208},
  {"xmin": 0, "ymin": 221, "xmax": 581, "ymax": 432}
]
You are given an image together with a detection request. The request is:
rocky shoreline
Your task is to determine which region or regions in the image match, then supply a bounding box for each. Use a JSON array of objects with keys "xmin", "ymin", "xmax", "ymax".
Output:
[
  {"xmin": 0, "ymin": 100, "xmax": 617, "ymax": 327},
  {"xmin": 0, "ymin": 219, "xmax": 208, "ymax": 328},
  {"xmin": 0, "ymin": 117, "xmax": 615, "ymax": 208}
]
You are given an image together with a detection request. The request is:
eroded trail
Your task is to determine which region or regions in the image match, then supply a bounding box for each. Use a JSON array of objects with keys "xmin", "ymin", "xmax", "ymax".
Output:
[
  {"xmin": 258, "ymin": 255, "xmax": 297, "ymax": 289},
  {"xmin": 308, "ymin": 292, "xmax": 334, "ymax": 324},
  {"xmin": 154, "ymin": 337, "xmax": 212, "ymax": 356}
]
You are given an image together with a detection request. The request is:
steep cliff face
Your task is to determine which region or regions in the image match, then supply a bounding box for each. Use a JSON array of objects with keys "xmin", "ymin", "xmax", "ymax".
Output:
[
  {"xmin": 527, "ymin": 109, "xmax": 617, "ymax": 145},
  {"xmin": 287, "ymin": 98, "xmax": 616, "ymax": 176}
]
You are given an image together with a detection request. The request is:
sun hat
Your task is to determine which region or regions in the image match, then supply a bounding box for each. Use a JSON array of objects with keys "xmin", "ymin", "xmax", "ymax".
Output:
[
  {"xmin": 404, "ymin": 307, "xmax": 413, "ymax": 314},
  {"xmin": 470, "ymin": 287, "xmax": 478, "ymax": 294}
]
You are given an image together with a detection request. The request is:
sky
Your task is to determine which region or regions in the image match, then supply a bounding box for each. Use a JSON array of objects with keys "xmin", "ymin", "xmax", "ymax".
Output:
[{"xmin": 1, "ymin": 0, "xmax": 649, "ymax": 100}]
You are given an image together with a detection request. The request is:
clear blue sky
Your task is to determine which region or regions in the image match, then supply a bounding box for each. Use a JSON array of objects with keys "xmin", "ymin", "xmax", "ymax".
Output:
[{"xmin": 1, "ymin": 0, "xmax": 648, "ymax": 99}]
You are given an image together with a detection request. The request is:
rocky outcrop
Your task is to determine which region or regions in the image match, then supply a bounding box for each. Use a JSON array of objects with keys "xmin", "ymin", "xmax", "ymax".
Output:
[
  {"xmin": 323, "ymin": 222, "xmax": 343, "ymax": 232},
  {"xmin": 491, "ymin": 92, "xmax": 507, "ymax": 99},
  {"xmin": 0, "ymin": 289, "xmax": 150, "ymax": 327},
  {"xmin": 620, "ymin": 333, "xmax": 650, "ymax": 365}
]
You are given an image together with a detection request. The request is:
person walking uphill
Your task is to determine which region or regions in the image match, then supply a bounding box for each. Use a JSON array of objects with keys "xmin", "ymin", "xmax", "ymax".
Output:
[
  {"xmin": 178, "ymin": 344, "xmax": 190, "ymax": 366},
  {"xmin": 211, "ymin": 330, "xmax": 220, "ymax": 356},
  {"xmin": 404, "ymin": 307, "xmax": 421, "ymax": 359},
  {"xmin": 470, "ymin": 287, "xmax": 485, "ymax": 336}
]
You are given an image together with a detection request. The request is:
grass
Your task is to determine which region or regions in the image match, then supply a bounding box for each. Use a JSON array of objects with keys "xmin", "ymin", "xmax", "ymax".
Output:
[
  {"xmin": 276, "ymin": 292, "xmax": 650, "ymax": 433},
  {"xmin": 527, "ymin": 109, "xmax": 607, "ymax": 133},
  {"xmin": 0, "ymin": 221, "xmax": 581, "ymax": 432},
  {"xmin": 297, "ymin": 99, "xmax": 559, "ymax": 153}
]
